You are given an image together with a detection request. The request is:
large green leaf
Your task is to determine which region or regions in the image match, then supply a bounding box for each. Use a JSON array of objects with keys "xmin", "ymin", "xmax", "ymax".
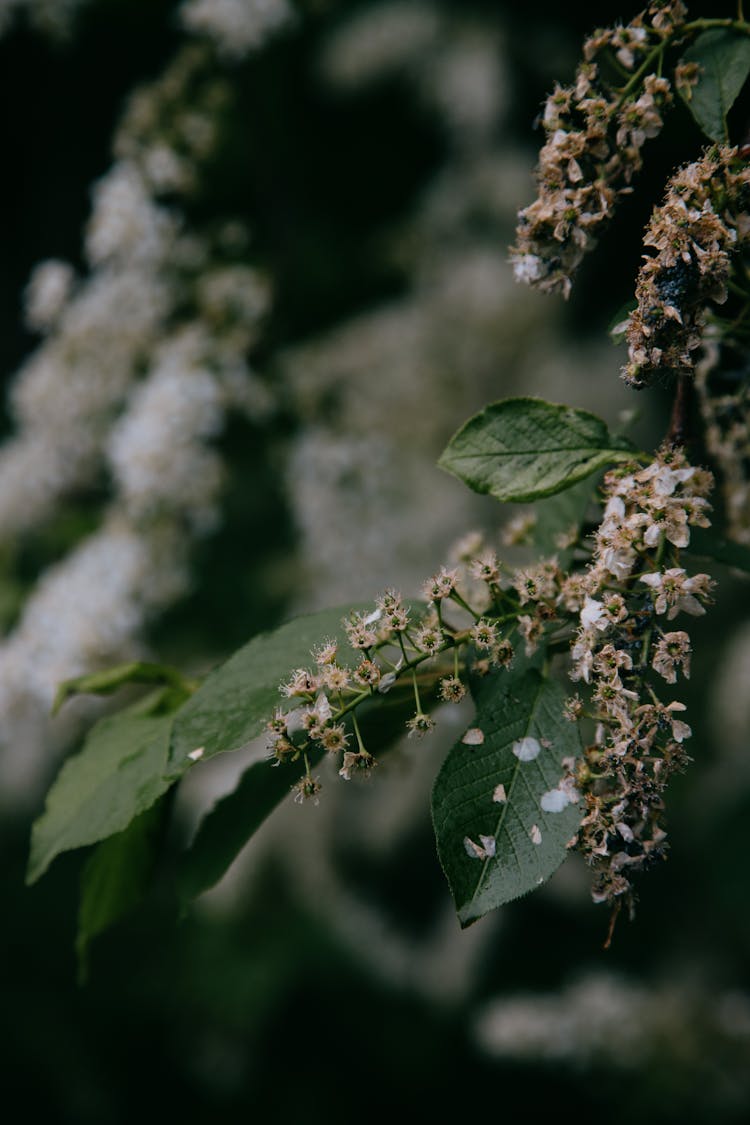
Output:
[
  {"xmin": 53, "ymin": 661, "xmax": 192, "ymax": 715},
  {"xmin": 168, "ymin": 605, "xmax": 366, "ymax": 773},
  {"xmin": 530, "ymin": 474, "xmax": 599, "ymax": 561},
  {"xmin": 178, "ymin": 680, "xmax": 419, "ymax": 903},
  {"xmin": 76, "ymin": 802, "xmax": 163, "ymax": 981},
  {"xmin": 27, "ymin": 713, "xmax": 172, "ymax": 884},
  {"xmin": 679, "ymin": 29, "xmax": 750, "ymax": 143},
  {"xmin": 432, "ymin": 669, "xmax": 582, "ymax": 926},
  {"xmin": 178, "ymin": 755, "xmax": 321, "ymax": 903},
  {"xmin": 438, "ymin": 398, "xmax": 634, "ymax": 503}
]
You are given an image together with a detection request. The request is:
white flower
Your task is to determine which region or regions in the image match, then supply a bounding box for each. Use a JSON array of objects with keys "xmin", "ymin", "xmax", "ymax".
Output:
[
  {"xmin": 580, "ymin": 596, "xmax": 608, "ymax": 630},
  {"xmin": 180, "ymin": 0, "xmax": 293, "ymax": 59},
  {"xmin": 24, "ymin": 260, "xmax": 75, "ymax": 332}
]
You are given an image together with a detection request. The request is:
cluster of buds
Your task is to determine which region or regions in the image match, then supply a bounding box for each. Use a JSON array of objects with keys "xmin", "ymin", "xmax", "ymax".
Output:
[
  {"xmin": 510, "ymin": 2, "xmax": 683, "ymax": 298},
  {"xmin": 623, "ymin": 147, "xmax": 750, "ymax": 388},
  {"xmin": 564, "ymin": 446, "xmax": 714, "ymax": 908},
  {"xmin": 265, "ymin": 545, "xmax": 574, "ymax": 802},
  {"xmin": 695, "ymin": 339, "xmax": 750, "ymax": 544}
]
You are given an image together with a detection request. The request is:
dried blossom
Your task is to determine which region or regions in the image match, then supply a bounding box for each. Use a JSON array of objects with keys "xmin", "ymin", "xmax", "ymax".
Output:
[
  {"xmin": 511, "ymin": 4, "xmax": 679, "ymax": 298},
  {"xmin": 623, "ymin": 147, "xmax": 750, "ymax": 387},
  {"xmin": 568, "ymin": 446, "xmax": 714, "ymax": 908}
]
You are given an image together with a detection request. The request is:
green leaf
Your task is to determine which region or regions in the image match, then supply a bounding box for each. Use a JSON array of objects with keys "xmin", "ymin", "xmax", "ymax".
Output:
[
  {"xmin": 168, "ymin": 605, "xmax": 366, "ymax": 774},
  {"xmin": 53, "ymin": 661, "xmax": 192, "ymax": 715},
  {"xmin": 688, "ymin": 527, "xmax": 750, "ymax": 574},
  {"xmin": 178, "ymin": 756, "xmax": 320, "ymax": 903},
  {"xmin": 530, "ymin": 475, "xmax": 599, "ymax": 562},
  {"xmin": 438, "ymin": 397, "xmax": 634, "ymax": 503},
  {"xmin": 27, "ymin": 713, "xmax": 172, "ymax": 884},
  {"xmin": 679, "ymin": 29, "xmax": 750, "ymax": 143},
  {"xmin": 432, "ymin": 669, "xmax": 582, "ymax": 926},
  {"xmin": 178, "ymin": 682, "xmax": 419, "ymax": 904},
  {"xmin": 76, "ymin": 802, "xmax": 162, "ymax": 982}
]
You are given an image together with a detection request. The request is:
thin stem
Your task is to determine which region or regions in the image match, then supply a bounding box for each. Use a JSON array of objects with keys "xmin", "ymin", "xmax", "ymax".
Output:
[
  {"xmin": 615, "ymin": 17, "xmax": 750, "ymax": 108},
  {"xmin": 684, "ymin": 18, "xmax": 750, "ymax": 35},
  {"xmin": 449, "ymin": 589, "xmax": 482, "ymax": 620},
  {"xmin": 616, "ymin": 42, "xmax": 665, "ymax": 102},
  {"xmin": 666, "ymin": 375, "xmax": 692, "ymax": 447},
  {"xmin": 603, "ymin": 899, "xmax": 622, "ymax": 950},
  {"xmin": 351, "ymin": 711, "xmax": 367, "ymax": 754},
  {"xmin": 411, "ymin": 669, "xmax": 422, "ymax": 712}
]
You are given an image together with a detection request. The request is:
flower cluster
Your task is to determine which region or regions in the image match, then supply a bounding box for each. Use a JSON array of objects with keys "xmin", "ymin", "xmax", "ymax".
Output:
[
  {"xmin": 623, "ymin": 147, "xmax": 750, "ymax": 387},
  {"xmin": 265, "ymin": 552, "xmax": 540, "ymax": 801},
  {"xmin": 0, "ymin": 22, "xmax": 284, "ymax": 775},
  {"xmin": 510, "ymin": 2, "xmax": 683, "ymax": 298},
  {"xmin": 565, "ymin": 447, "xmax": 714, "ymax": 909},
  {"xmin": 179, "ymin": 0, "xmax": 294, "ymax": 60},
  {"xmin": 265, "ymin": 428, "xmax": 718, "ymax": 926}
]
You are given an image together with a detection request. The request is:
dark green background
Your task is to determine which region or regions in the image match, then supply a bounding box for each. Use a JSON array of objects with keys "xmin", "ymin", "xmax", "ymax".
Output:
[{"xmin": 3, "ymin": 2, "xmax": 750, "ymax": 1121}]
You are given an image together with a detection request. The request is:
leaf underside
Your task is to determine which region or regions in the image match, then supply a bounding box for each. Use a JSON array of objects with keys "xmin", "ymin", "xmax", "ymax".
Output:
[
  {"xmin": 679, "ymin": 29, "xmax": 750, "ymax": 143},
  {"xmin": 178, "ymin": 755, "xmax": 321, "ymax": 903},
  {"xmin": 76, "ymin": 803, "xmax": 163, "ymax": 980},
  {"xmin": 27, "ymin": 713, "xmax": 172, "ymax": 885}
]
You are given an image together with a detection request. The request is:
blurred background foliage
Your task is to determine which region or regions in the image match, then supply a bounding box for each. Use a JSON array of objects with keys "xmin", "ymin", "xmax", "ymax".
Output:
[{"xmin": 2, "ymin": 1, "xmax": 750, "ymax": 1121}]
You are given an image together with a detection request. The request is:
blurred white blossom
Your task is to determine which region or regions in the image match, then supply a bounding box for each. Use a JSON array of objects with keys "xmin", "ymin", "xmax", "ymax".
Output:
[
  {"xmin": 179, "ymin": 0, "xmax": 294, "ymax": 59},
  {"xmin": 475, "ymin": 973, "xmax": 750, "ymax": 1066},
  {"xmin": 0, "ymin": 33, "xmax": 276, "ymax": 779}
]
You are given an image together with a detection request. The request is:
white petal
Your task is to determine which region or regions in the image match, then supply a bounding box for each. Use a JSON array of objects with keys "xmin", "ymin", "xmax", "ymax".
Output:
[
  {"xmin": 580, "ymin": 597, "xmax": 605, "ymax": 629},
  {"xmin": 464, "ymin": 836, "xmax": 493, "ymax": 860},
  {"xmin": 462, "ymin": 727, "xmax": 485, "ymax": 746},
  {"xmin": 313, "ymin": 692, "xmax": 332, "ymax": 722},
  {"xmin": 464, "ymin": 836, "xmax": 484, "ymax": 859},
  {"xmin": 540, "ymin": 788, "xmax": 569, "ymax": 813},
  {"xmin": 284, "ymin": 707, "xmax": 306, "ymax": 734},
  {"xmin": 529, "ymin": 824, "xmax": 542, "ymax": 845},
  {"xmin": 492, "ymin": 783, "xmax": 507, "ymax": 804},
  {"xmin": 512, "ymin": 736, "xmax": 541, "ymax": 762}
]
